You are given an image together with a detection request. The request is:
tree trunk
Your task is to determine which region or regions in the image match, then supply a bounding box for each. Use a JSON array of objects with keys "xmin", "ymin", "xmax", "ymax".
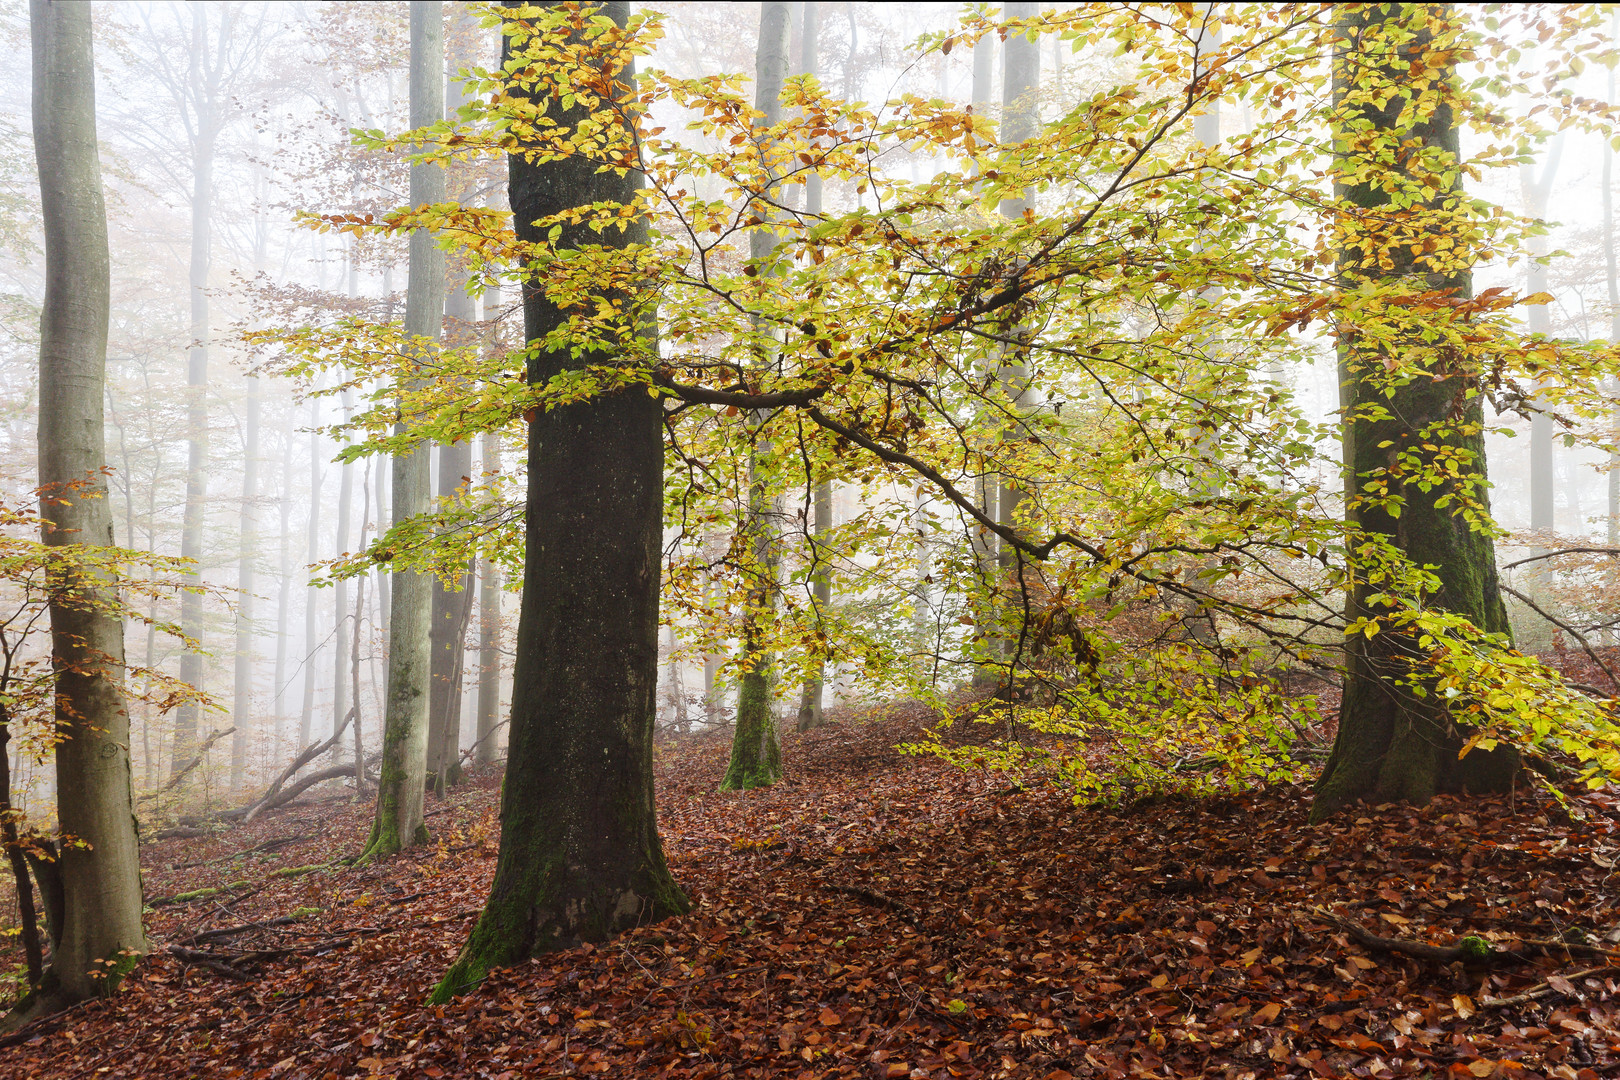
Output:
[
  {"xmin": 231, "ymin": 376, "xmax": 259, "ymax": 793},
  {"xmin": 721, "ymin": 0, "xmax": 791, "ymax": 792},
  {"xmin": 995, "ymin": 2, "xmax": 1039, "ymax": 665},
  {"xmin": 364, "ymin": 0, "xmax": 443, "ymax": 859},
  {"xmin": 1312, "ymin": 3, "xmax": 1518, "ymax": 822},
  {"xmin": 299, "ymin": 393, "xmax": 321, "ymax": 751},
  {"xmin": 333, "ymin": 387, "xmax": 354, "ymax": 760},
  {"xmin": 794, "ymin": 0, "xmax": 832, "ymax": 734},
  {"xmin": 969, "ymin": 24, "xmax": 999, "ymax": 686},
  {"xmin": 476, "ymin": 432, "xmax": 501, "ymax": 766},
  {"xmin": 9, "ymin": 0, "xmax": 146, "ymax": 1029},
  {"xmin": 1606, "ymin": 18, "xmax": 1620, "ymax": 595},
  {"xmin": 1524, "ymin": 140, "xmax": 1564, "ymax": 549},
  {"xmin": 172, "ymin": 3, "xmax": 219, "ymax": 778},
  {"xmin": 426, "ymin": 270, "xmax": 476, "ymax": 792},
  {"xmin": 273, "ymin": 435, "xmax": 293, "ymax": 741},
  {"xmin": 432, "ymin": 0, "xmax": 687, "ymax": 1001}
]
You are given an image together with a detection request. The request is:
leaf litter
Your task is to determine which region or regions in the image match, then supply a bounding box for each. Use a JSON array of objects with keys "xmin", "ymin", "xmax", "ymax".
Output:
[{"xmin": 4, "ymin": 698, "xmax": 1620, "ymax": 1079}]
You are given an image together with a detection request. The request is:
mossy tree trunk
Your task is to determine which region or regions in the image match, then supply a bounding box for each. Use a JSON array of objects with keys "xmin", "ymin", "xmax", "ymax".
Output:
[
  {"xmin": 432, "ymin": 0, "xmax": 688, "ymax": 1002},
  {"xmin": 8, "ymin": 0, "xmax": 146, "ymax": 1031},
  {"xmin": 721, "ymin": 1, "xmax": 791, "ymax": 791},
  {"xmin": 1312, "ymin": 4, "xmax": 1518, "ymax": 823},
  {"xmin": 364, "ymin": 0, "xmax": 443, "ymax": 860}
]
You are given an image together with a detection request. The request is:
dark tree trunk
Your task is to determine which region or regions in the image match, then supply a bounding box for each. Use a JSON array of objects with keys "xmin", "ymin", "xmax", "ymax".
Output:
[
  {"xmin": 433, "ymin": 0, "xmax": 687, "ymax": 1002},
  {"xmin": 1312, "ymin": 4, "xmax": 1518, "ymax": 822}
]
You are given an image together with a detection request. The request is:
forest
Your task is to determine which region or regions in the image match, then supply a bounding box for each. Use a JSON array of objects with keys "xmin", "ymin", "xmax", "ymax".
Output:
[{"xmin": 7, "ymin": 0, "xmax": 1620, "ymax": 1076}]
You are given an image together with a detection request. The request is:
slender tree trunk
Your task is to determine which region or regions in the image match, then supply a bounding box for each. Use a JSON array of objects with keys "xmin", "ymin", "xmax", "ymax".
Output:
[
  {"xmin": 433, "ymin": 0, "xmax": 687, "ymax": 1001},
  {"xmin": 794, "ymin": 0, "xmax": 832, "ymax": 733},
  {"xmin": 365, "ymin": 0, "xmax": 443, "ymax": 859},
  {"xmin": 426, "ymin": 0, "xmax": 482, "ymax": 794},
  {"xmin": 0, "ymin": 703, "xmax": 42, "ymax": 990},
  {"xmin": 476, "ymin": 434, "xmax": 501, "ymax": 766},
  {"xmin": 995, "ymin": 2, "xmax": 1039, "ymax": 665},
  {"xmin": 427, "ymin": 279, "xmax": 475, "ymax": 790},
  {"xmin": 299, "ymin": 393, "xmax": 321, "ymax": 751},
  {"xmin": 969, "ymin": 25, "xmax": 999, "ymax": 686},
  {"xmin": 273, "ymin": 437, "xmax": 293, "ymax": 741},
  {"xmin": 703, "ymin": 531, "xmax": 724, "ymax": 725},
  {"xmin": 333, "ymin": 387, "xmax": 354, "ymax": 758},
  {"xmin": 172, "ymin": 4, "xmax": 219, "ymax": 777},
  {"xmin": 231, "ymin": 376, "xmax": 259, "ymax": 792},
  {"xmin": 1524, "ymin": 138, "xmax": 1564, "ymax": 561},
  {"xmin": 721, "ymin": 2, "xmax": 791, "ymax": 791},
  {"xmin": 1312, "ymin": 3, "xmax": 1517, "ymax": 821},
  {"xmin": 9, "ymin": 0, "xmax": 145, "ymax": 1028},
  {"xmin": 1606, "ymin": 20, "xmax": 1619, "ymax": 634}
]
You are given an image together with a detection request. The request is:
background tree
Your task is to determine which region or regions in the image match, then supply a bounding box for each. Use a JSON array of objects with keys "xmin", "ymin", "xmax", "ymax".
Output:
[
  {"xmin": 720, "ymin": 0, "xmax": 791, "ymax": 792},
  {"xmin": 364, "ymin": 0, "xmax": 442, "ymax": 859}
]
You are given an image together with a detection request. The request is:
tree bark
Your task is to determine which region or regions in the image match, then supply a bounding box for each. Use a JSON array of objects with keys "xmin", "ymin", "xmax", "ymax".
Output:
[
  {"xmin": 333, "ymin": 386, "xmax": 354, "ymax": 760},
  {"xmin": 794, "ymin": 0, "xmax": 833, "ymax": 734},
  {"xmin": 1606, "ymin": 18, "xmax": 1620, "ymax": 584},
  {"xmin": 364, "ymin": 0, "xmax": 443, "ymax": 859},
  {"xmin": 299, "ymin": 392, "xmax": 321, "ymax": 752},
  {"xmin": 475, "ymin": 431, "xmax": 501, "ymax": 766},
  {"xmin": 1312, "ymin": 4, "xmax": 1518, "ymax": 822},
  {"xmin": 272, "ymin": 433, "xmax": 293, "ymax": 740},
  {"xmin": 10, "ymin": 0, "xmax": 146, "ymax": 1029},
  {"xmin": 230, "ymin": 375, "xmax": 259, "ymax": 793},
  {"xmin": 721, "ymin": 0, "xmax": 791, "ymax": 792},
  {"xmin": 995, "ymin": 2, "xmax": 1039, "ymax": 665},
  {"xmin": 432, "ymin": 0, "xmax": 688, "ymax": 1002},
  {"xmin": 172, "ymin": 3, "xmax": 221, "ymax": 777},
  {"xmin": 426, "ymin": 256, "xmax": 476, "ymax": 791}
]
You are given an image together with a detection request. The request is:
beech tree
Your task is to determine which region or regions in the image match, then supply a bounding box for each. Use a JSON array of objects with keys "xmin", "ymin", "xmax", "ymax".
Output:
[
  {"xmin": 364, "ymin": 0, "xmax": 442, "ymax": 859},
  {"xmin": 719, "ymin": 1, "xmax": 791, "ymax": 793},
  {"xmin": 9, "ymin": 0, "xmax": 145, "ymax": 1029},
  {"xmin": 1311, "ymin": 3, "xmax": 1519, "ymax": 818},
  {"xmin": 431, "ymin": 0, "xmax": 688, "ymax": 1000}
]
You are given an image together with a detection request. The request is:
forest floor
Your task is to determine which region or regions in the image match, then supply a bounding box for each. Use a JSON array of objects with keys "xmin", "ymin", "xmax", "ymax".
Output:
[{"xmin": 4, "ymin": 696, "xmax": 1620, "ymax": 1079}]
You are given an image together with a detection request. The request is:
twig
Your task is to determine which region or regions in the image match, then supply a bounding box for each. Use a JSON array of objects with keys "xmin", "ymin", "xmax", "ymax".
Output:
[
  {"xmin": 178, "ymin": 915, "xmax": 302, "ymax": 946},
  {"xmin": 821, "ymin": 883, "xmax": 920, "ymax": 925},
  {"xmin": 167, "ymin": 945, "xmax": 254, "ymax": 982},
  {"xmin": 1481, "ymin": 965, "xmax": 1620, "ymax": 1008},
  {"xmin": 1500, "ymin": 547, "xmax": 1620, "ymax": 571},
  {"xmin": 1500, "ymin": 584, "xmax": 1620, "ymax": 693},
  {"xmin": 172, "ymin": 833, "xmax": 309, "ymax": 870},
  {"xmin": 139, "ymin": 728, "xmax": 235, "ymax": 802},
  {"xmin": 458, "ymin": 718, "xmax": 510, "ymax": 765}
]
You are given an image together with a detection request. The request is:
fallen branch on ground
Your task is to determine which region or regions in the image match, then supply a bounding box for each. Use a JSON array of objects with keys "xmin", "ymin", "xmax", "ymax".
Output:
[
  {"xmin": 1317, "ymin": 909, "xmax": 1507, "ymax": 965},
  {"xmin": 172, "ymin": 834, "xmax": 309, "ymax": 871},
  {"xmin": 1482, "ymin": 965, "xmax": 1620, "ymax": 1008},
  {"xmin": 822, "ymin": 883, "xmax": 920, "ymax": 924}
]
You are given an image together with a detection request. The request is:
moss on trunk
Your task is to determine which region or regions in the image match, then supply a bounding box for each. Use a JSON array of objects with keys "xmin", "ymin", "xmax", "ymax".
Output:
[
  {"xmin": 432, "ymin": 1, "xmax": 687, "ymax": 1003},
  {"xmin": 1312, "ymin": 4, "xmax": 1517, "ymax": 823}
]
